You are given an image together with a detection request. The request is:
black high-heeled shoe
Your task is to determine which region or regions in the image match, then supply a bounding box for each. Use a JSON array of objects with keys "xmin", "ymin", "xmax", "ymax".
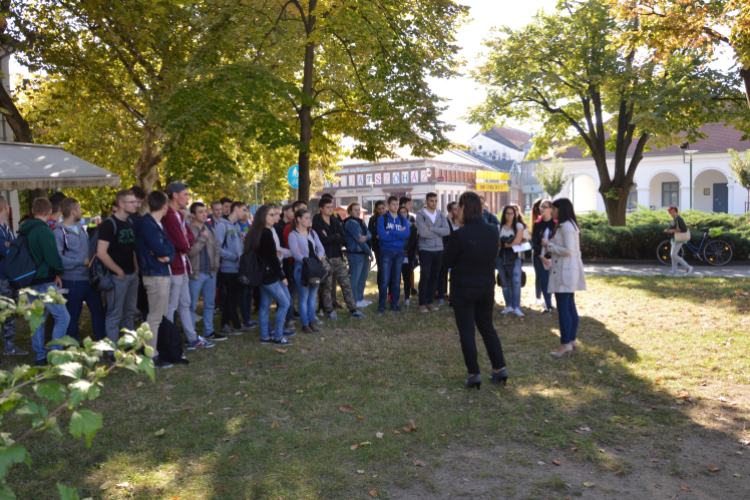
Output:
[
  {"xmin": 490, "ymin": 368, "xmax": 509, "ymax": 387},
  {"xmin": 465, "ymin": 374, "xmax": 482, "ymax": 390}
]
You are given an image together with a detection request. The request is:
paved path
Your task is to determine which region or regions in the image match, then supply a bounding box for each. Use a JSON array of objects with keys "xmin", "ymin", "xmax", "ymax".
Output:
[{"xmin": 522, "ymin": 261, "xmax": 750, "ymax": 278}]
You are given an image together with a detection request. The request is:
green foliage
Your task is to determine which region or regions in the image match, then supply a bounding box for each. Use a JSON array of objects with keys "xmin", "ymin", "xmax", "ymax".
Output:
[
  {"xmin": 0, "ymin": 288, "xmax": 154, "ymax": 500},
  {"xmin": 533, "ymin": 158, "xmax": 571, "ymax": 198}
]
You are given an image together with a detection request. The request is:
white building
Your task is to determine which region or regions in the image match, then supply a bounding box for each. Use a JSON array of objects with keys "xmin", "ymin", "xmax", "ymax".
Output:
[{"xmin": 554, "ymin": 123, "xmax": 750, "ymax": 215}]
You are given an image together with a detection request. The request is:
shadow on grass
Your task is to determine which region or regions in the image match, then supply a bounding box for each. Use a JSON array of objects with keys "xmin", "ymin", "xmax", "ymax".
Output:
[{"xmin": 5, "ymin": 275, "xmax": 750, "ymax": 499}]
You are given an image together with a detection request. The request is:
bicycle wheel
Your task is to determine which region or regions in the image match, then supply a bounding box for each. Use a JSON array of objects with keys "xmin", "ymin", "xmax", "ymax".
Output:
[
  {"xmin": 656, "ymin": 239, "xmax": 683, "ymax": 266},
  {"xmin": 702, "ymin": 239, "xmax": 733, "ymax": 266}
]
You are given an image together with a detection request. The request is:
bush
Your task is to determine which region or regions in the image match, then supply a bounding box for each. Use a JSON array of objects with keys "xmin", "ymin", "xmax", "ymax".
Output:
[{"xmin": 577, "ymin": 209, "xmax": 750, "ymax": 261}]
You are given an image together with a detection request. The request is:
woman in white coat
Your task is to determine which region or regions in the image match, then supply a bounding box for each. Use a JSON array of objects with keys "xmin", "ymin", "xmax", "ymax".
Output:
[{"xmin": 540, "ymin": 198, "xmax": 586, "ymax": 357}]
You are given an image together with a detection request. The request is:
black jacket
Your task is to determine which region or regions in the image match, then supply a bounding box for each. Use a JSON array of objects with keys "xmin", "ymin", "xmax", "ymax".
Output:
[
  {"xmin": 273, "ymin": 221, "xmax": 288, "ymax": 247},
  {"xmin": 367, "ymin": 214, "xmax": 380, "ymax": 252},
  {"xmin": 531, "ymin": 218, "xmax": 556, "ymax": 257},
  {"xmin": 257, "ymin": 227, "xmax": 285, "ymax": 284},
  {"xmin": 312, "ymin": 213, "xmax": 346, "ymax": 259},
  {"xmin": 442, "ymin": 218, "xmax": 499, "ymax": 290}
]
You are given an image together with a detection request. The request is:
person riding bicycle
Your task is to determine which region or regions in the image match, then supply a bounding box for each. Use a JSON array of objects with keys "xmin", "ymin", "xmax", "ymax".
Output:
[{"xmin": 664, "ymin": 206, "xmax": 694, "ymax": 276}]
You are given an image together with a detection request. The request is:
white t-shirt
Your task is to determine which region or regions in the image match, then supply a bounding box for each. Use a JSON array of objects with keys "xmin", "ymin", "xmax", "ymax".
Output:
[
  {"xmin": 500, "ymin": 222, "xmax": 524, "ymax": 239},
  {"xmin": 423, "ymin": 208, "xmax": 438, "ymax": 225}
]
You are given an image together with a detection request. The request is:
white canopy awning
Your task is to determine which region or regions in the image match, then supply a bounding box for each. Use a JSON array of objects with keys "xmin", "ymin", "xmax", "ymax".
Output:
[{"xmin": 0, "ymin": 142, "xmax": 120, "ymax": 190}]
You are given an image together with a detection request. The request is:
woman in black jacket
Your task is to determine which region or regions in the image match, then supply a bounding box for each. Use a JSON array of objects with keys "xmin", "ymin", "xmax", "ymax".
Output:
[
  {"xmin": 530, "ymin": 199, "xmax": 556, "ymax": 313},
  {"xmin": 443, "ymin": 192, "xmax": 508, "ymax": 390},
  {"xmin": 245, "ymin": 205, "xmax": 292, "ymax": 346},
  {"xmin": 665, "ymin": 205, "xmax": 694, "ymax": 276},
  {"xmin": 398, "ymin": 205, "xmax": 419, "ymax": 307}
]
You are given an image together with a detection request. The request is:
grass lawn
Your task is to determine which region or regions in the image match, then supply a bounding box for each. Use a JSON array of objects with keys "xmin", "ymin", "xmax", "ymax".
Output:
[{"xmin": 6, "ymin": 272, "xmax": 750, "ymax": 499}]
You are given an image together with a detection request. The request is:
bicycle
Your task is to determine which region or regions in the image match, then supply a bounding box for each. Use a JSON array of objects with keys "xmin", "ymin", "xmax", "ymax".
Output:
[{"xmin": 656, "ymin": 227, "xmax": 733, "ymax": 267}]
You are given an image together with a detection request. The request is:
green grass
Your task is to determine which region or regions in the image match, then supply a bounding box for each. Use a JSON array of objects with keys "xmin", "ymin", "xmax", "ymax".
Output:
[{"xmin": 5, "ymin": 272, "xmax": 750, "ymax": 499}]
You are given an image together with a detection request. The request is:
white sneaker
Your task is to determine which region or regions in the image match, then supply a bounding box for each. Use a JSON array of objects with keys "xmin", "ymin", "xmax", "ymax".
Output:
[
  {"xmin": 364, "ymin": 300, "xmax": 372, "ymax": 306},
  {"xmin": 686, "ymin": 267, "xmax": 694, "ymax": 275},
  {"xmin": 533, "ymin": 298, "xmax": 544, "ymax": 306},
  {"xmin": 501, "ymin": 307, "xmax": 513, "ymax": 315},
  {"xmin": 405, "ymin": 299, "xmax": 410, "ymax": 306},
  {"xmin": 355, "ymin": 300, "xmax": 368, "ymax": 308},
  {"xmin": 513, "ymin": 308, "xmax": 525, "ymax": 318},
  {"xmin": 195, "ymin": 314, "xmax": 203, "ymax": 323}
]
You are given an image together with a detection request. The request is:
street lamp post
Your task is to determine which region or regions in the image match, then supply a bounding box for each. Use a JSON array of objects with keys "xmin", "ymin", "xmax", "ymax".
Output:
[
  {"xmin": 253, "ymin": 180, "xmax": 261, "ymax": 215},
  {"xmin": 682, "ymin": 147, "xmax": 699, "ymax": 210}
]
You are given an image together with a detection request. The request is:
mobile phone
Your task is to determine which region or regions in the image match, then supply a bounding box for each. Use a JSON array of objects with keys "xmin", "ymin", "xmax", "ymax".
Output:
[{"xmin": 58, "ymin": 288, "xmax": 69, "ymax": 294}]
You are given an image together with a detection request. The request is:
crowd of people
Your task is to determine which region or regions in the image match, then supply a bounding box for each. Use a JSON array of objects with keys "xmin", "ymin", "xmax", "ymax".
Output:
[{"xmin": 0, "ymin": 185, "xmax": 586, "ymax": 385}]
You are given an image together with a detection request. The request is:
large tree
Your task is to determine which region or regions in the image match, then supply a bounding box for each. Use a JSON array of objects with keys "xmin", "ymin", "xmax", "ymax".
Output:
[
  {"xmin": 470, "ymin": 0, "xmax": 739, "ymax": 225},
  {"xmin": 613, "ymin": 0, "xmax": 750, "ymax": 107},
  {"xmin": 157, "ymin": 0, "xmax": 466, "ymax": 202},
  {"xmin": 0, "ymin": 0, "xmax": 34, "ymax": 143}
]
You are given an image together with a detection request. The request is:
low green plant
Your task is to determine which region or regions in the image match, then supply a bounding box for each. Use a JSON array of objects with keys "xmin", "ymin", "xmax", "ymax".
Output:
[{"xmin": 0, "ymin": 287, "xmax": 154, "ymax": 500}]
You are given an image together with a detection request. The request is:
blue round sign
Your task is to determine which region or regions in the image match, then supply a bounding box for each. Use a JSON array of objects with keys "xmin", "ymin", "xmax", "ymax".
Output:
[{"xmin": 287, "ymin": 164, "xmax": 299, "ymax": 189}]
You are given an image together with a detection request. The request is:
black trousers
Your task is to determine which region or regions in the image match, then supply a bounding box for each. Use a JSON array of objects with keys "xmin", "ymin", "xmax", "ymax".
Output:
[
  {"xmin": 437, "ymin": 266, "xmax": 449, "ymax": 300},
  {"xmin": 452, "ymin": 285, "xmax": 506, "ymax": 375},
  {"xmin": 418, "ymin": 250, "xmax": 443, "ymax": 306},
  {"xmin": 401, "ymin": 262, "xmax": 413, "ymax": 299},
  {"xmin": 218, "ymin": 272, "xmax": 242, "ymax": 329}
]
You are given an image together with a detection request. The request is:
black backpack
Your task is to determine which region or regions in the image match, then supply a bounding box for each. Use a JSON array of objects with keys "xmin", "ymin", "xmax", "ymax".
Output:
[
  {"xmin": 302, "ymin": 240, "xmax": 327, "ymax": 287},
  {"xmin": 3, "ymin": 225, "xmax": 44, "ymax": 290},
  {"xmin": 156, "ymin": 316, "xmax": 189, "ymax": 365},
  {"xmin": 88, "ymin": 218, "xmax": 116, "ymax": 292},
  {"xmin": 238, "ymin": 249, "xmax": 263, "ymax": 287}
]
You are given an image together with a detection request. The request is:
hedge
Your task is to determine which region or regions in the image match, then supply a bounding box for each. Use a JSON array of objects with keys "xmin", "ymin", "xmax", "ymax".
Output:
[{"xmin": 576, "ymin": 209, "xmax": 750, "ymax": 261}]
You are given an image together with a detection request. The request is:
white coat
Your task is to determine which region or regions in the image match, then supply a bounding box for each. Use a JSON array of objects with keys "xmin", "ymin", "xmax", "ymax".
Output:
[{"xmin": 546, "ymin": 221, "xmax": 586, "ymax": 293}]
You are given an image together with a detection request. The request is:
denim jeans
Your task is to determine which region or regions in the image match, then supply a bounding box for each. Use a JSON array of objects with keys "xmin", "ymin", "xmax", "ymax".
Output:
[
  {"xmin": 31, "ymin": 283, "xmax": 71, "ymax": 362},
  {"xmin": 348, "ymin": 253, "xmax": 370, "ymax": 303},
  {"xmin": 378, "ymin": 248, "xmax": 404, "ymax": 309},
  {"xmin": 418, "ymin": 250, "xmax": 443, "ymax": 306},
  {"xmin": 259, "ymin": 280, "xmax": 291, "ymax": 340},
  {"xmin": 239, "ymin": 285, "xmax": 255, "ymax": 325},
  {"xmin": 62, "ymin": 279, "xmax": 105, "ymax": 341},
  {"xmin": 294, "ymin": 261, "xmax": 319, "ymax": 326},
  {"xmin": 496, "ymin": 256, "xmax": 522, "ymax": 309},
  {"xmin": 555, "ymin": 292, "xmax": 579, "ymax": 344},
  {"xmin": 532, "ymin": 257, "xmax": 552, "ymax": 309},
  {"xmin": 189, "ymin": 273, "xmax": 217, "ymax": 335}
]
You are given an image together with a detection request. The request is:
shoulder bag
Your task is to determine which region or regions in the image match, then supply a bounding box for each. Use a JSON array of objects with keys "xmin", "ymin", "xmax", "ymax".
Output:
[
  {"xmin": 674, "ymin": 218, "xmax": 690, "ymax": 242},
  {"xmin": 301, "ymin": 239, "xmax": 328, "ymax": 287}
]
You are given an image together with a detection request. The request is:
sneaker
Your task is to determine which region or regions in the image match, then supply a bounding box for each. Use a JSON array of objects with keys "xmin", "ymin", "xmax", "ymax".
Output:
[
  {"xmin": 420, "ymin": 305, "xmax": 428, "ymax": 313},
  {"xmin": 513, "ymin": 308, "xmax": 525, "ymax": 318},
  {"xmin": 281, "ymin": 329, "xmax": 296, "ymax": 337},
  {"xmin": 686, "ymin": 267, "xmax": 694, "ymax": 275},
  {"xmin": 195, "ymin": 314, "xmax": 203, "ymax": 323},
  {"xmin": 427, "ymin": 304, "xmax": 439, "ymax": 312},
  {"xmin": 4, "ymin": 343, "xmax": 28, "ymax": 356},
  {"xmin": 377, "ymin": 308, "xmax": 386, "ymax": 315},
  {"xmin": 363, "ymin": 300, "xmax": 372, "ymax": 306},
  {"xmin": 313, "ymin": 318, "xmax": 324, "ymax": 325},
  {"xmin": 186, "ymin": 337, "xmax": 216, "ymax": 350},
  {"xmin": 405, "ymin": 299, "xmax": 410, "ymax": 307},
  {"xmin": 260, "ymin": 337, "xmax": 273, "ymax": 345},
  {"xmin": 438, "ymin": 299, "xmax": 445, "ymax": 306},
  {"xmin": 326, "ymin": 311, "xmax": 338, "ymax": 320},
  {"xmin": 349, "ymin": 310, "xmax": 366, "ymax": 319},
  {"xmin": 301, "ymin": 325, "xmax": 314, "ymax": 334},
  {"xmin": 541, "ymin": 307, "xmax": 552, "ymax": 315},
  {"xmin": 153, "ymin": 357, "xmax": 173, "ymax": 369},
  {"xmin": 244, "ymin": 320, "xmax": 259, "ymax": 329},
  {"xmin": 272, "ymin": 337, "xmax": 293, "ymax": 346},
  {"xmin": 391, "ymin": 306, "xmax": 404, "ymax": 313},
  {"xmin": 203, "ymin": 332, "xmax": 228, "ymax": 342},
  {"xmin": 355, "ymin": 300, "xmax": 368, "ymax": 308},
  {"xmin": 35, "ymin": 358, "xmax": 49, "ymax": 367},
  {"xmin": 284, "ymin": 320, "xmax": 297, "ymax": 332},
  {"xmin": 501, "ymin": 307, "xmax": 514, "ymax": 315}
]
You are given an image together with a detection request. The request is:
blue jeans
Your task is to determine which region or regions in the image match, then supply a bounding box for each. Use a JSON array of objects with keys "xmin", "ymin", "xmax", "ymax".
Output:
[
  {"xmin": 532, "ymin": 257, "xmax": 552, "ymax": 309},
  {"xmin": 62, "ymin": 279, "xmax": 105, "ymax": 341},
  {"xmin": 497, "ymin": 256, "xmax": 522, "ymax": 309},
  {"xmin": 189, "ymin": 273, "xmax": 217, "ymax": 335},
  {"xmin": 348, "ymin": 253, "xmax": 370, "ymax": 303},
  {"xmin": 259, "ymin": 280, "xmax": 290, "ymax": 340},
  {"xmin": 378, "ymin": 248, "xmax": 404, "ymax": 309},
  {"xmin": 31, "ymin": 283, "xmax": 71, "ymax": 362},
  {"xmin": 555, "ymin": 293, "xmax": 579, "ymax": 344},
  {"xmin": 239, "ymin": 285, "xmax": 254, "ymax": 325},
  {"xmin": 294, "ymin": 261, "xmax": 319, "ymax": 326}
]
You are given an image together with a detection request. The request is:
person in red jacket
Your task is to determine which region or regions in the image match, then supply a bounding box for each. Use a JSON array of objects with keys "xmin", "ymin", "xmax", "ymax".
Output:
[{"xmin": 163, "ymin": 182, "xmax": 215, "ymax": 350}]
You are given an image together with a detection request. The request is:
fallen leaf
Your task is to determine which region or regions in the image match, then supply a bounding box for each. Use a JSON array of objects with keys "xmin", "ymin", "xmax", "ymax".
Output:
[
  {"xmin": 680, "ymin": 486, "xmax": 691, "ymax": 492},
  {"xmin": 359, "ymin": 441, "xmax": 371, "ymax": 447},
  {"xmin": 274, "ymin": 348, "xmax": 287, "ymax": 354},
  {"xmin": 579, "ymin": 426, "xmax": 591, "ymax": 432},
  {"xmin": 616, "ymin": 445, "xmax": 625, "ymax": 451},
  {"xmin": 707, "ymin": 465, "xmax": 720, "ymax": 472},
  {"xmin": 358, "ymin": 414, "xmax": 364, "ymax": 420},
  {"xmin": 357, "ymin": 470, "xmax": 365, "ymax": 474},
  {"xmin": 552, "ymin": 460, "xmax": 563, "ymax": 466},
  {"xmin": 351, "ymin": 444, "xmax": 359, "ymax": 450},
  {"xmin": 538, "ymin": 461, "xmax": 545, "ymax": 465},
  {"xmin": 614, "ymin": 470, "xmax": 623, "ymax": 475},
  {"xmin": 114, "ymin": 482, "xmax": 130, "ymax": 490},
  {"xmin": 302, "ymin": 426, "xmax": 310, "ymax": 430},
  {"xmin": 278, "ymin": 399, "xmax": 289, "ymax": 405},
  {"xmin": 339, "ymin": 405, "xmax": 356, "ymax": 413},
  {"xmin": 392, "ymin": 430, "xmax": 401, "ymax": 434},
  {"xmin": 99, "ymin": 481, "xmax": 113, "ymax": 491},
  {"xmin": 271, "ymin": 422, "xmax": 279, "ymax": 429},
  {"xmin": 583, "ymin": 482, "xmax": 595, "ymax": 488},
  {"xmin": 403, "ymin": 452, "xmax": 411, "ymax": 456},
  {"xmin": 136, "ymin": 381, "xmax": 144, "ymax": 387},
  {"xmin": 403, "ymin": 426, "xmax": 412, "ymax": 432},
  {"xmin": 651, "ymin": 459, "xmax": 659, "ymax": 462},
  {"xmin": 154, "ymin": 429, "xmax": 165, "ymax": 436},
  {"xmin": 295, "ymin": 389, "xmax": 303, "ymax": 393},
  {"xmin": 734, "ymin": 474, "xmax": 742, "ymax": 478},
  {"xmin": 215, "ymin": 486, "xmax": 228, "ymax": 493},
  {"xmin": 739, "ymin": 439, "xmax": 750, "ymax": 446},
  {"xmin": 369, "ymin": 489, "xmax": 378, "ymax": 498},
  {"xmin": 574, "ymin": 430, "xmax": 583, "ymax": 435},
  {"xmin": 571, "ymin": 447, "xmax": 578, "ymax": 451},
  {"xmin": 375, "ymin": 432, "xmax": 383, "ymax": 439},
  {"xmin": 228, "ymin": 455, "xmax": 238, "ymax": 461},
  {"xmin": 413, "ymin": 460, "xmax": 425, "ymax": 466}
]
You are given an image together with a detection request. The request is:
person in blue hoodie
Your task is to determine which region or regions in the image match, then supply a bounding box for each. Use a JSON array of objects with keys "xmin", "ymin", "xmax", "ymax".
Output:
[
  {"xmin": 214, "ymin": 202, "xmax": 248, "ymax": 334},
  {"xmin": 134, "ymin": 190, "xmax": 176, "ymax": 369},
  {"xmin": 377, "ymin": 196, "xmax": 410, "ymax": 314},
  {"xmin": 343, "ymin": 202, "xmax": 373, "ymax": 308}
]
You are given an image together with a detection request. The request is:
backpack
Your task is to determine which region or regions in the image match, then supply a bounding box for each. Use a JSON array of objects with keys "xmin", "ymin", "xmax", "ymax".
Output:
[
  {"xmin": 156, "ymin": 316, "xmax": 189, "ymax": 365},
  {"xmin": 3, "ymin": 225, "xmax": 44, "ymax": 290},
  {"xmin": 88, "ymin": 218, "xmax": 117, "ymax": 292},
  {"xmin": 238, "ymin": 249, "xmax": 263, "ymax": 287}
]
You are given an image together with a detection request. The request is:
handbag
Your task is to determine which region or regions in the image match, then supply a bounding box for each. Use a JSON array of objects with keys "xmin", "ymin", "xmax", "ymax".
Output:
[
  {"xmin": 88, "ymin": 255, "xmax": 114, "ymax": 292},
  {"xmin": 302, "ymin": 240, "xmax": 327, "ymax": 287},
  {"xmin": 674, "ymin": 223, "xmax": 690, "ymax": 242}
]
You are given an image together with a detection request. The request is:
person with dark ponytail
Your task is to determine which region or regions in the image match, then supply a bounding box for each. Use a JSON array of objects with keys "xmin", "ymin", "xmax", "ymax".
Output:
[{"xmin": 542, "ymin": 198, "xmax": 586, "ymax": 358}]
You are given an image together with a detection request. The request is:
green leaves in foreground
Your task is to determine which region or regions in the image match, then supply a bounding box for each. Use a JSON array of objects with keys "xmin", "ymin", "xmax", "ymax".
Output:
[{"xmin": 68, "ymin": 411, "xmax": 102, "ymax": 448}]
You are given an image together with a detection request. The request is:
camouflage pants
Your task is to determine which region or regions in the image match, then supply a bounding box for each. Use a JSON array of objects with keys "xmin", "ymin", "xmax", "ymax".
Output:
[
  {"xmin": 321, "ymin": 257, "xmax": 356, "ymax": 313},
  {"xmin": 0, "ymin": 279, "xmax": 17, "ymax": 346}
]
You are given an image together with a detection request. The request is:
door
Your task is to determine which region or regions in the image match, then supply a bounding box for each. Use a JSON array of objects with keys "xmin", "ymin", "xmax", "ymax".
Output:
[{"xmin": 713, "ymin": 183, "xmax": 728, "ymax": 213}]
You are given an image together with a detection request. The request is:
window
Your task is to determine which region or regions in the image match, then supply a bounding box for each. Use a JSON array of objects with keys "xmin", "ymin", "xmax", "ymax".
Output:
[
  {"xmin": 627, "ymin": 184, "xmax": 638, "ymax": 210},
  {"xmin": 662, "ymin": 182, "xmax": 679, "ymax": 207}
]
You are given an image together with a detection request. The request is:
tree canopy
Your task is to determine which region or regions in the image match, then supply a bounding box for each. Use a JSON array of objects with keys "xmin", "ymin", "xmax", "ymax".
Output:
[{"xmin": 470, "ymin": 0, "xmax": 740, "ymax": 226}]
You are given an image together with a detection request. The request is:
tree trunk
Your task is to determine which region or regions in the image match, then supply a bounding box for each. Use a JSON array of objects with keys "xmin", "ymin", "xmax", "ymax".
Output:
[
  {"xmin": 602, "ymin": 187, "xmax": 631, "ymax": 226},
  {"xmin": 740, "ymin": 66, "xmax": 750, "ymax": 108},
  {"xmin": 134, "ymin": 125, "xmax": 163, "ymax": 195},
  {"xmin": 297, "ymin": 0, "xmax": 317, "ymax": 203},
  {"xmin": 0, "ymin": 81, "xmax": 33, "ymax": 143}
]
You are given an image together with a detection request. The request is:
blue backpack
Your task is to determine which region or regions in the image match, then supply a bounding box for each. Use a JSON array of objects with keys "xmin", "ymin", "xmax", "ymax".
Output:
[{"xmin": 3, "ymin": 226, "xmax": 43, "ymax": 290}]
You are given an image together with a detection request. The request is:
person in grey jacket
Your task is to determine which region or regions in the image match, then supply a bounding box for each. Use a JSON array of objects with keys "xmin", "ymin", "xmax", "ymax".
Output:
[
  {"xmin": 188, "ymin": 202, "xmax": 223, "ymax": 342},
  {"xmin": 214, "ymin": 202, "xmax": 247, "ymax": 334},
  {"xmin": 289, "ymin": 209, "xmax": 327, "ymax": 333},
  {"xmin": 53, "ymin": 198, "xmax": 106, "ymax": 342},
  {"xmin": 343, "ymin": 202, "xmax": 373, "ymax": 307},
  {"xmin": 415, "ymin": 192, "xmax": 450, "ymax": 312}
]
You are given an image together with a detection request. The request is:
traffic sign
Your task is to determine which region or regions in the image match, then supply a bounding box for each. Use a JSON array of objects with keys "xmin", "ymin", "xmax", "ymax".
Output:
[{"xmin": 287, "ymin": 164, "xmax": 299, "ymax": 189}]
